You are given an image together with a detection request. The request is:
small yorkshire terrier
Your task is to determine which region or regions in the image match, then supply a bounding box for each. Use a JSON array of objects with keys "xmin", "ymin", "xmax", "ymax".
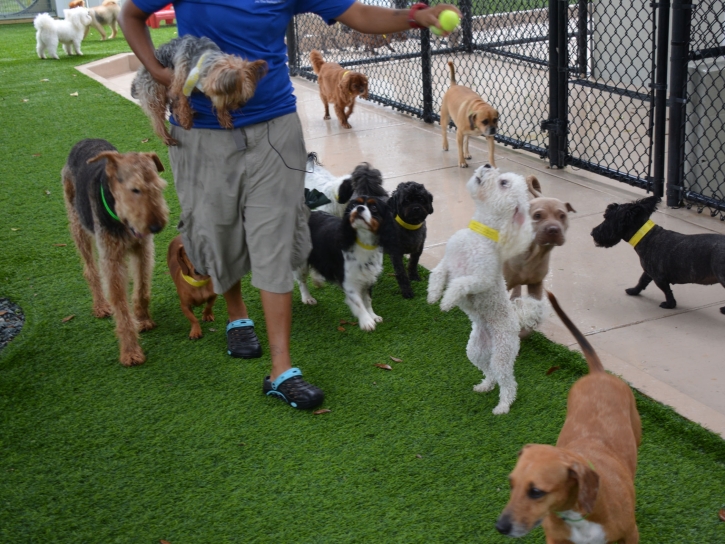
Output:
[{"xmin": 131, "ymin": 35, "xmax": 268, "ymax": 146}]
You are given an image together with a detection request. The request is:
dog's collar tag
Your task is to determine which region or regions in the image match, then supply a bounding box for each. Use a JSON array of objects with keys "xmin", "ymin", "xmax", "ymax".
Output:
[
  {"xmin": 395, "ymin": 215, "xmax": 423, "ymax": 230},
  {"xmin": 469, "ymin": 220, "xmax": 499, "ymax": 242},
  {"xmin": 628, "ymin": 219, "xmax": 656, "ymax": 248},
  {"xmin": 100, "ymin": 185, "xmax": 120, "ymax": 222},
  {"xmin": 182, "ymin": 53, "xmax": 210, "ymax": 97},
  {"xmin": 181, "ymin": 273, "xmax": 211, "ymax": 288},
  {"xmin": 356, "ymin": 238, "xmax": 378, "ymax": 250}
]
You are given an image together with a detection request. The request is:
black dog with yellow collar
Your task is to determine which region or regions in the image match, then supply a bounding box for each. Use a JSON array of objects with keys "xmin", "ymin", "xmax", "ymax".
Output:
[{"xmin": 591, "ymin": 195, "xmax": 725, "ymax": 312}]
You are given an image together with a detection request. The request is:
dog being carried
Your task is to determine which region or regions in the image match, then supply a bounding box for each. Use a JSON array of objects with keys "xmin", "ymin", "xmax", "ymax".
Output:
[
  {"xmin": 427, "ymin": 164, "xmax": 544, "ymax": 414},
  {"xmin": 497, "ymin": 291, "xmax": 642, "ymax": 543},
  {"xmin": 591, "ymin": 195, "xmax": 725, "ymax": 313},
  {"xmin": 62, "ymin": 139, "xmax": 169, "ymax": 366},
  {"xmin": 131, "ymin": 35, "xmax": 268, "ymax": 146},
  {"xmin": 440, "ymin": 60, "xmax": 499, "ymax": 168},
  {"xmin": 34, "ymin": 8, "xmax": 92, "ymax": 59},
  {"xmin": 310, "ymin": 49, "xmax": 369, "ymax": 129}
]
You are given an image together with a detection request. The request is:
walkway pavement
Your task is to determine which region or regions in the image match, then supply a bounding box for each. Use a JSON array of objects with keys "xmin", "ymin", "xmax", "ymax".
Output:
[
  {"xmin": 293, "ymin": 78, "xmax": 725, "ymax": 438},
  {"xmin": 76, "ymin": 54, "xmax": 725, "ymax": 438}
]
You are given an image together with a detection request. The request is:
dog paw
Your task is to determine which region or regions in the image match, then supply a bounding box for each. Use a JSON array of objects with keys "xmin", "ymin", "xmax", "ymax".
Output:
[
  {"xmin": 473, "ymin": 379, "xmax": 495, "ymax": 393},
  {"xmin": 459, "ymin": 162, "xmax": 469, "ymax": 168},
  {"xmin": 464, "ymin": 154, "xmax": 472, "ymax": 160},
  {"xmin": 342, "ymin": 123, "xmax": 352, "ymax": 129},
  {"xmin": 401, "ymin": 287, "xmax": 414, "ymax": 299},
  {"xmin": 359, "ymin": 317, "xmax": 376, "ymax": 331},
  {"xmin": 137, "ymin": 319, "xmax": 157, "ymax": 332},
  {"xmin": 120, "ymin": 347, "xmax": 146, "ymax": 367},
  {"xmin": 492, "ymin": 403, "xmax": 511, "ymax": 415},
  {"xmin": 202, "ymin": 312, "xmax": 215, "ymax": 322},
  {"xmin": 301, "ymin": 295, "xmax": 318, "ymax": 305},
  {"xmin": 93, "ymin": 304, "xmax": 113, "ymax": 318},
  {"xmin": 189, "ymin": 325, "xmax": 203, "ymax": 340},
  {"xmin": 625, "ymin": 288, "xmax": 641, "ymax": 296},
  {"xmin": 163, "ymin": 135, "xmax": 179, "ymax": 147},
  {"xmin": 372, "ymin": 313, "xmax": 383, "ymax": 323},
  {"xmin": 659, "ymin": 300, "xmax": 676, "ymax": 309},
  {"xmin": 409, "ymin": 272, "xmax": 421, "ymax": 282},
  {"xmin": 323, "ymin": 115, "xmax": 331, "ymax": 120}
]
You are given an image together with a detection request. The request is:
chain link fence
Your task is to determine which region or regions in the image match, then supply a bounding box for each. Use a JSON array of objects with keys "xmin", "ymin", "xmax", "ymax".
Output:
[
  {"xmin": 289, "ymin": 0, "xmax": 725, "ymax": 219},
  {"xmin": 0, "ymin": 0, "xmax": 52, "ymax": 19}
]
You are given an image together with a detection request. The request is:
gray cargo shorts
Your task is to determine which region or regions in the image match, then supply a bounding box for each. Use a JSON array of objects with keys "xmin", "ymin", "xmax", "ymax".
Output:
[{"xmin": 168, "ymin": 112, "xmax": 311, "ymax": 295}]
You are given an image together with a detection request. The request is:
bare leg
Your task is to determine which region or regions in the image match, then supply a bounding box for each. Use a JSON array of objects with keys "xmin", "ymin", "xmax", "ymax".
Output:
[{"xmin": 260, "ymin": 290, "xmax": 293, "ymax": 381}]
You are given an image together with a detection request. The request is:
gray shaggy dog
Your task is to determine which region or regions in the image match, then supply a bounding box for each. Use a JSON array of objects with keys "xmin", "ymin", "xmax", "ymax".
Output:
[
  {"xmin": 591, "ymin": 195, "xmax": 725, "ymax": 313},
  {"xmin": 131, "ymin": 35, "xmax": 267, "ymax": 146}
]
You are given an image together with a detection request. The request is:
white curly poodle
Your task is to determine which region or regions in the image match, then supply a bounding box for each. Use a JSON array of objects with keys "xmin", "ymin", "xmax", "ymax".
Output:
[{"xmin": 428, "ymin": 164, "xmax": 545, "ymax": 414}]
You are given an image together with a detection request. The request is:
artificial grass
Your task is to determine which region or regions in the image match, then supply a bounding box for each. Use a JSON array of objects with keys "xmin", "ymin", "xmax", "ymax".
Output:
[{"xmin": 1, "ymin": 22, "xmax": 725, "ymax": 543}]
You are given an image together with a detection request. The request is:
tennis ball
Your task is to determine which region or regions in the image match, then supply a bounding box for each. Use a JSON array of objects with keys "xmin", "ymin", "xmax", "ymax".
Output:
[{"xmin": 431, "ymin": 9, "xmax": 460, "ymax": 35}]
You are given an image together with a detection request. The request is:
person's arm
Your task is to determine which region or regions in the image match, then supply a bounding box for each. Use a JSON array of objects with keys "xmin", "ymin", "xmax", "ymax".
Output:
[
  {"xmin": 335, "ymin": 2, "xmax": 461, "ymax": 35},
  {"xmin": 118, "ymin": 0, "xmax": 173, "ymax": 87}
]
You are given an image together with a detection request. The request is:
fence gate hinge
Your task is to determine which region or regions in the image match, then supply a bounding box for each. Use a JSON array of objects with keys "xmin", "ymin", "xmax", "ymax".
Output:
[{"xmin": 540, "ymin": 118, "xmax": 567, "ymax": 136}]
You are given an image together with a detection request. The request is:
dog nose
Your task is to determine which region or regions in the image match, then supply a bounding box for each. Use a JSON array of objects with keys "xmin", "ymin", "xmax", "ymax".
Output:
[
  {"xmin": 149, "ymin": 223, "xmax": 164, "ymax": 234},
  {"xmin": 484, "ymin": 163, "xmax": 492, "ymax": 168},
  {"xmin": 495, "ymin": 514, "xmax": 512, "ymax": 535},
  {"xmin": 356, "ymin": 205, "xmax": 366, "ymax": 213},
  {"xmin": 490, "ymin": 127, "xmax": 497, "ymax": 134},
  {"xmin": 546, "ymin": 225, "xmax": 560, "ymax": 236}
]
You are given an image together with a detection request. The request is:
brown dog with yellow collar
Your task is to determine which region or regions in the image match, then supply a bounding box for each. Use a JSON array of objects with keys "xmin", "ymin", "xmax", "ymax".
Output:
[
  {"xmin": 310, "ymin": 49, "xmax": 369, "ymax": 129},
  {"xmin": 496, "ymin": 291, "xmax": 642, "ymax": 544},
  {"xmin": 167, "ymin": 235, "xmax": 217, "ymax": 339},
  {"xmin": 441, "ymin": 60, "xmax": 499, "ymax": 168}
]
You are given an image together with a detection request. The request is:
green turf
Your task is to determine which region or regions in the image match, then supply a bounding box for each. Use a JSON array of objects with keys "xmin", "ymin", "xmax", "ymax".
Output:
[{"xmin": 1, "ymin": 22, "xmax": 725, "ymax": 544}]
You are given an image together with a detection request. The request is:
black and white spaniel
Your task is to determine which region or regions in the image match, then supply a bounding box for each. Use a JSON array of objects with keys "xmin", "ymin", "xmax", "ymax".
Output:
[{"xmin": 295, "ymin": 196, "xmax": 393, "ymax": 331}]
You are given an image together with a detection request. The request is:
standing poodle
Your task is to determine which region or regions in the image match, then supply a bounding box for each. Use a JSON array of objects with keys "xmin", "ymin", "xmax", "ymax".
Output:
[
  {"xmin": 34, "ymin": 8, "xmax": 92, "ymax": 59},
  {"xmin": 427, "ymin": 164, "xmax": 544, "ymax": 414}
]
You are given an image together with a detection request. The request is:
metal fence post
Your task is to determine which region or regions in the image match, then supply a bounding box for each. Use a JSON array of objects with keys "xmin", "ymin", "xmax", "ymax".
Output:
[
  {"xmin": 542, "ymin": 0, "xmax": 567, "ymax": 168},
  {"xmin": 651, "ymin": 0, "xmax": 670, "ymax": 198},
  {"xmin": 666, "ymin": 0, "xmax": 692, "ymax": 207},
  {"xmin": 421, "ymin": 1, "xmax": 434, "ymax": 123},
  {"xmin": 577, "ymin": 0, "xmax": 588, "ymax": 76},
  {"xmin": 460, "ymin": 0, "xmax": 473, "ymax": 53},
  {"xmin": 286, "ymin": 19, "xmax": 298, "ymax": 76}
]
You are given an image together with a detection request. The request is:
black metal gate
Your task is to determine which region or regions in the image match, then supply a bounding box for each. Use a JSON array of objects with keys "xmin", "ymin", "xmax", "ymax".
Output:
[{"xmin": 288, "ymin": 0, "xmax": 725, "ymax": 217}]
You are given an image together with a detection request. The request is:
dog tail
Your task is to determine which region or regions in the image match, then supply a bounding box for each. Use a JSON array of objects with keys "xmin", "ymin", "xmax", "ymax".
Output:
[
  {"xmin": 350, "ymin": 162, "xmax": 387, "ymax": 199},
  {"xmin": 310, "ymin": 50, "xmax": 325, "ymax": 74},
  {"xmin": 511, "ymin": 296, "xmax": 545, "ymax": 333},
  {"xmin": 546, "ymin": 290, "xmax": 605, "ymax": 374},
  {"xmin": 306, "ymin": 152, "xmax": 321, "ymax": 168},
  {"xmin": 448, "ymin": 61, "xmax": 456, "ymax": 85},
  {"xmin": 34, "ymin": 12, "xmax": 54, "ymax": 31},
  {"xmin": 102, "ymin": 0, "xmax": 118, "ymax": 5}
]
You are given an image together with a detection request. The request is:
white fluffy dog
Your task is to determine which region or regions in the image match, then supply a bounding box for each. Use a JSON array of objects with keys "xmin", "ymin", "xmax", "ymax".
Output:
[
  {"xmin": 427, "ymin": 164, "xmax": 545, "ymax": 415},
  {"xmin": 34, "ymin": 8, "xmax": 92, "ymax": 60}
]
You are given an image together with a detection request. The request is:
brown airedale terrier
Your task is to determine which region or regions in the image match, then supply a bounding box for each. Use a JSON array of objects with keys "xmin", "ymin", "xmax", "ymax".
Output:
[{"xmin": 62, "ymin": 139, "xmax": 169, "ymax": 366}]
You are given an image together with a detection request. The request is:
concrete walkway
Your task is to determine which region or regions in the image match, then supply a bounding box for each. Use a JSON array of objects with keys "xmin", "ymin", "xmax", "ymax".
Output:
[
  {"xmin": 293, "ymin": 78, "xmax": 725, "ymax": 438},
  {"xmin": 75, "ymin": 54, "xmax": 725, "ymax": 438}
]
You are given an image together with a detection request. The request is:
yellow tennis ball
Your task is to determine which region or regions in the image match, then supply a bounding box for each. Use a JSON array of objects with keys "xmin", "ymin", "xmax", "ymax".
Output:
[{"xmin": 439, "ymin": 9, "xmax": 460, "ymax": 32}]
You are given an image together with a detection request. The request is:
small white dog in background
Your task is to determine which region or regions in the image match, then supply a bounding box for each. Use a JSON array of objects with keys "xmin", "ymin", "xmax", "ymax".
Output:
[
  {"xmin": 427, "ymin": 164, "xmax": 545, "ymax": 415},
  {"xmin": 34, "ymin": 8, "xmax": 92, "ymax": 60},
  {"xmin": 304, "ymin": 152, "xmax": 352, "ymax": 217}
]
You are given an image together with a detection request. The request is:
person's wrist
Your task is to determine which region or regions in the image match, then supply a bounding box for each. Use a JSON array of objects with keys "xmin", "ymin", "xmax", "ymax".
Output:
[{"xmin": 407, "ymin": 2, "xmax": 427, "ymax": 29}]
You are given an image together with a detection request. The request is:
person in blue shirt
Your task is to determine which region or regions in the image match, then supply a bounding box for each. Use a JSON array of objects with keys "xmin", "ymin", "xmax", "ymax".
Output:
[{"xmin": 120, "ymin": 0, "xmax": 459, "ymax": 410}]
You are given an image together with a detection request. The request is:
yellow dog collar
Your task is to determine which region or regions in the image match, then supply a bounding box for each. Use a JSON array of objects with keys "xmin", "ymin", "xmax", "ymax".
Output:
[
  {"xmin": 356, "ymin": 238, "xmax": 378, "ymax": 250},
  {"xmin": 342, "ymin": 70, "xmax": 350, "ymax": 79},
  {"xmin": 628, "ymin": 219, "xmax": 656, "ymax": 248},
  {"xmin": 181, "ymin": 273, "xmax": 211, "ymax": 288},
  {"xmin": 469, "ymin": 220, "xmax": 499, "ymax": 242},
  {"xmin": 395, "ymin": 215, "xmax": 423, "ymax": 230},
  {"xmin": 182, "ymin": 52, "xmax": 211, "ymax": 97}
]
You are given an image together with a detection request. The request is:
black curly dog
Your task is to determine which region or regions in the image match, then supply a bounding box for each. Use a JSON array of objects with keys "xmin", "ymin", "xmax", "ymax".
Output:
[
  {"xmin": 338, "ymin": 168, "xmax": 434, "ymax": 298},
  {"xmin": 591, "ymin": 195, "xmax": 725, "ymax": 313}
]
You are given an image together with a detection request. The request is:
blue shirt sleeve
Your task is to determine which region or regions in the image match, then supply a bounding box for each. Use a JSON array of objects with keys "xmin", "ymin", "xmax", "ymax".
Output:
[
  {"xmin": 295, "ymin": 0, "xmax": 356, "ymax": 25},
  {"xmin": 132, "ymin": 0, "xmax": 173, "ymax": 15}
]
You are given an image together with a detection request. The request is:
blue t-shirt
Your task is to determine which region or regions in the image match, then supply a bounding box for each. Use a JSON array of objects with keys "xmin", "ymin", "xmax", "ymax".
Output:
[{"xmin": 133, "ymin": 0, "xmax": 355, "ymax": 128}]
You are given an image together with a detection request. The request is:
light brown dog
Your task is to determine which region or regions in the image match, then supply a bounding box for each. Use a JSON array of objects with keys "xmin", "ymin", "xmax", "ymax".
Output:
[
  {"xmin": 167, "ymin": 235, "xmax": 217, "ymax": 340},
  {"xmin": 63, "ymin": 139, "xmax": 169, "ymax": 367},
  {"xmin": 85, "ymin": 0, "xmax": 120, "ymax": 41},
  {"xmin": 496, "ymin": 291, "xmax": 642, "ymax": 544},
  {"xmin": 440, "ymin": 60, "xmax": 499, "ymax": 168},
  {"xmin": 504, "ymin": 176, "xmax": 575, "ymax": 300},
  {"xmin": 68, "ymin": 0, "xmax": 85, "ymax": 8},
  {"xmin": 310, "ymin": 49, "xmax": 369, "ymax": 129}
]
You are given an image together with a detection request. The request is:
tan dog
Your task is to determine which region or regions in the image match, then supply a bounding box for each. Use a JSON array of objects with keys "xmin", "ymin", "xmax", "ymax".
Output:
[
  {"xmin": 68, "ymin": 0, "xmax": 85, "ymax": 8},
  {"xmin": 86, "ymin": 0, "xmax": 120, "ymax": 41},
  {"xmin": 440, "ymin": 60, "xmax": 499, "ymax": 168},
  {"xmin": 310, "ymin": 49, "xmax": 369, "ymax": 129},
  {"xmin": 496, "ymin": 291, "xmax": 642, "ymax": 544},
  {"xmin": 167, "ymin": 235, "xmax": 217, "ymax": 340},
  {"xmin": 504, "ymin": 176, "xmax": 575, "ymax": 300}
]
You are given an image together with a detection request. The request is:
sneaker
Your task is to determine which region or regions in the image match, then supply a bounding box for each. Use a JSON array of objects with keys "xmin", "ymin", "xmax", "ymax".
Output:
[
  {"xmin": 263, "ymin": 368, "xmax": 324, "ymax": 409},
  {"xmin": 226, "ymin": 319, "xmax": 262, "ymax": 359}
]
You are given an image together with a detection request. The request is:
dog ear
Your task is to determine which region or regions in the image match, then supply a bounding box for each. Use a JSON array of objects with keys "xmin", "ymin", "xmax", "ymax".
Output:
[
  {"xmin": 177, "ymin": 245, "xmax": 193, "ymax": 276},
  {"xmin": 337, "ymin": 177, "xmax": 354, "ymax": 204},
  {"xmin": 87, "ymin": 151, "xmax": 121, "ymax": 177},
  {"xmin": 638, "ymin": 195, "xmax": 660, "ymax": 216},
  {"xmin": 526, "ymin": 175, "xmax": 542, "ymax": 198},
  {"xmin": 361, "ymin": 78, "xmax": 369, "ymax": 99},
  {"xmin": 516, "ymin": 444, "xmax": 534, "ymax": 458},
  {"xmin": 565, "ymin": 202, "xmax": 576, "ymax": 213},
  {"xmin": 468, "ymin": 112, "xmax": 477, "ymax": 131},
  {"xmin": 568, "ymin": 462, "xmax": 600, "ymax": 515},
  {"xmin": 250, "ymin": 59, "xmax": 268, "ymax": 83},
  {"xmin": 426, "ymin": 191, "xmax": 434, "ymax": 215},
  {"xmin": 144, "ymin": 152, "xmax": 165, "ymax": 173}
]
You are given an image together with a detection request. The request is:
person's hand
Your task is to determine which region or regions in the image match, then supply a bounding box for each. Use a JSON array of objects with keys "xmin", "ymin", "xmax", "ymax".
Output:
[
  {"xmin": 413, "ymin": 3, "xmax": 461, "ymax": 36},
  {"xmin": 151, "ymin": 66, "xmax": 173, "ymax": 87}
]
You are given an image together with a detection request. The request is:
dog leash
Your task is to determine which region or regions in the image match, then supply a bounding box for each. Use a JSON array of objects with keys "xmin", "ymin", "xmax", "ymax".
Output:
[
  {"xmin": 100, "ymin": 185, "xmax": 120, "ymax": 222},
  {"xmin": 628, "ymin": 219, "xmax": 656, "ymax": 248},
  {"xmin": 181, "ymin": 273, "xmax": 211, "ymax": 288},
  {"xmin": 468, "ymin": 219, "xmax": 499, "ymax": 242},
  {"xmin": 395, "ymin": 215, "xmax": 423, "ymax": 230}
]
